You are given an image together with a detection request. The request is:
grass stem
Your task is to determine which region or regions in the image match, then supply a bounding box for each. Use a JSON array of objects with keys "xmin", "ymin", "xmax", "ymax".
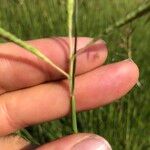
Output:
[
  {"xmin": 73, "ymin": 2, "xmax": 150, "ymax": 58},
  {"xmin": 68, "ymin": 0, "xmax": 78, "ymax": 133},
  {"xmin": 89, "ymin": 2, "xmax": 150, "ymax": 44}
]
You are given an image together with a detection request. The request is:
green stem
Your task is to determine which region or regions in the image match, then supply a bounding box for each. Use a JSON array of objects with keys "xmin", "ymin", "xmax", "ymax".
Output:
[
  {"xmin": 90, "ymin": 2, "xmax": 150, "ymax": 44},
  {"xmin": 0, "ymin": 27, "xmax": 69, "ymax": 78},
  {"xmin": 68, "ymin": 0, "xmax": 78, "ymax": 133},
  {"xmin": 74, "ymin": 2, "xmax": 150, "ymax": 57}
]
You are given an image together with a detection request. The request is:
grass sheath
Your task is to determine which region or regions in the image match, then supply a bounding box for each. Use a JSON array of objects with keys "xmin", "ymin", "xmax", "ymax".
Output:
[
  {"xmin": 0, "ymin": 27, "xmax": 69, "ymax": 78},
  {"xmin": 68, "ymin": 0, "xmax": 78, "ymax": 133}
]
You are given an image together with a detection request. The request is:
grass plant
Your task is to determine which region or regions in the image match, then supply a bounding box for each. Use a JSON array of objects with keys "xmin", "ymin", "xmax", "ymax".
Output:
[{"xmin": 0, "ymin": 0, "xmax": 149, "ymax": 149}]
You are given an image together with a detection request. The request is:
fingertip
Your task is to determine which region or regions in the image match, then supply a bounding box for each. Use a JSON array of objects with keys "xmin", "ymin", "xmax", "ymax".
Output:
[
  {"xmin": 76, "ymin": 38, "xmax": 108, "ymax": 74},
  {"xmin": 71, "ymin": 133, "xmax": 112, "ymax": 150},
  {"xmin": 75, "ymin": 59, "xmax": 139, "ymax": 110},
  {"xmin": 36, "ymin": 133, "xmax": 112, "ymax": 150},
  {"xmin": 75, "ymin": 37, "xmax": 106, "ymax": 50},
  {"xmin": 119, "ymin": 59, "xmax": 139, "ymax": 86}
]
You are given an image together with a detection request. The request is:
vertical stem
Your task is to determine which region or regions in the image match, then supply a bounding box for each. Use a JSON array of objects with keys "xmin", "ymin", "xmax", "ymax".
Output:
[{"xmin": 67, "ymin": 0, "xmax": 78, "ymax": 133}]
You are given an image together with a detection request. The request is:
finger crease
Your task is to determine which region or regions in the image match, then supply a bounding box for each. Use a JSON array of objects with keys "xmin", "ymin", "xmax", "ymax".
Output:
[{"xmin": 0, "ymin": 101, "xmax": 19, "ymax": 133}]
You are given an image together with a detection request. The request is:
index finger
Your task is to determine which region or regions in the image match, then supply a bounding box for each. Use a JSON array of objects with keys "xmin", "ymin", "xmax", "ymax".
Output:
[{"xmin": 0, "ymin": 37, "xmax": 107, "ymax": 94}]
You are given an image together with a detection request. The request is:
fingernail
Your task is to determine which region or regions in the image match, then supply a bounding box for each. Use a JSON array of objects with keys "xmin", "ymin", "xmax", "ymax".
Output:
[{"xmin": 72, "ymin": 136, "xmax": 112, "ymax": 150}]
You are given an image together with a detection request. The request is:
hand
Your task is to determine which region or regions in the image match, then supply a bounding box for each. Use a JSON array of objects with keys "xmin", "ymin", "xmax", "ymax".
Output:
[{"xmin": 0, "ymin": 37, "xmax": 139, "ymax": 150}]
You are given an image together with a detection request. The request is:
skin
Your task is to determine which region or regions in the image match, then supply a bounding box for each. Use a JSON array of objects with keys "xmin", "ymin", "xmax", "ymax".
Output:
[{"xmin": 0, "ymin": 37, "xmax": 139, "ymax": 149}]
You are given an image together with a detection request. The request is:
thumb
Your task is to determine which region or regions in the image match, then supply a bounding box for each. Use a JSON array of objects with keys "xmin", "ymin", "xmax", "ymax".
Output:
[{"xmin": 37, "ymin": 133, "xmax": 112, "ymax": 150}]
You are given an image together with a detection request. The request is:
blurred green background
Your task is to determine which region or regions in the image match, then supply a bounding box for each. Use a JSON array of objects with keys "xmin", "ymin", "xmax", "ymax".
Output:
[{"xmin": 0, "ymin": 0, "xmax": 149, "ymax": 149}]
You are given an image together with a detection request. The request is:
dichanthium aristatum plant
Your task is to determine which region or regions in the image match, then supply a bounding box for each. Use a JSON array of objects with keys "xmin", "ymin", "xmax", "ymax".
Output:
[{"xmin": 0, "ymin": 0, "xmax": 149, "ymax": 144}]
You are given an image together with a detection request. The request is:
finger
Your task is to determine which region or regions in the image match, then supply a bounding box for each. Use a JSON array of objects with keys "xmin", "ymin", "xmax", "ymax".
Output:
[
  {"xmin": 0, "ymin": 37, "xmax": 107, "ymax": 93},
  {"xmin": 0, "ymin": 60, "xmax": 139, "ymax": 136},
  {"xmin": 0, "ymin": 135, "xmax": 35, "ymax": 150},
  {"xmin": 36, "ymin": 133, "xmax": 112, "ymax": 150}
]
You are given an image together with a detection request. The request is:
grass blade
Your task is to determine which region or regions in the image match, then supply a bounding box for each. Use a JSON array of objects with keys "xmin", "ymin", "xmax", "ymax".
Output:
[{"xmin": 0, "ymin": 27, "xmax": 69, "ymax": 78}]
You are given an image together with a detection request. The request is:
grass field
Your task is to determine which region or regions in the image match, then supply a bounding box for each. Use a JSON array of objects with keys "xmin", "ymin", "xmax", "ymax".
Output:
[{"xmin": 0, "ymin": 0, "xmax": 149, "ymax": 149}]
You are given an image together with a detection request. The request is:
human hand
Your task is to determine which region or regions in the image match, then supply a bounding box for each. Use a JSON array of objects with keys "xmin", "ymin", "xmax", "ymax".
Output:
[{"xmin": 0, "ymin": 37, "xmax": 139, "ymax": 149}]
